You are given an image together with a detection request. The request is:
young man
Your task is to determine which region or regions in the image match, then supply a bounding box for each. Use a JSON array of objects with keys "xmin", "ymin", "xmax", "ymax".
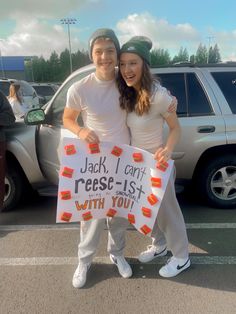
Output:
[
  {"xmin": 0, "ymin": 91, "xmax": 16, "ymax": 211},
  {"xmin": 63, "ymin": 28, "xmax": 132, "ymax": 288}
]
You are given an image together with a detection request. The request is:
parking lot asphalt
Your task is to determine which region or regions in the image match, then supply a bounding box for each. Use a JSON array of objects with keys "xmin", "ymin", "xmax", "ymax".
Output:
[{"xmin": 0, "ymin": 193, "xmax": 236, "ymax": 314}]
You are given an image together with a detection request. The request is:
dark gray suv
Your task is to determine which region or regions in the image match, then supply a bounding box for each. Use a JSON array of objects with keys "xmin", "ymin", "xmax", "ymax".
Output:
[{"xmin": 4, "ymin": 63, "xmax": 236, "ymax": 211}]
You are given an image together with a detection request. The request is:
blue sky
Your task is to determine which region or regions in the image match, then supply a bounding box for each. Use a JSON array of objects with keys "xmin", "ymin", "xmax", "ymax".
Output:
[{"xmin": 0, "ymin": 0, "xmax": 236, "ymax": 61}]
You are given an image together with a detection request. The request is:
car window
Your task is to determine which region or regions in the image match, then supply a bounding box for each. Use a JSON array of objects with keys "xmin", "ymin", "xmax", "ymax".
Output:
[
  {"xmin": 156, "ymin": 73, "xmax": 187, "ymax": 116},
  {"xmin": 50, "ymin": 69, "xmax": 93, "ymax": 126},
  {"xmin": 19, "ymin": 81, "xmax": 35, "ymax": 97},
  {"xmin": 211, "ymin": 71, "xmax": 236, "ymax": 114},
  {"xmin": 0, "ymin": 81, "xmax": 10, "ymax": 96},
  {"xmin": 33, "ymin": 85, "xmax": 55, "ymax": 96},
  {"xmin": 187, "ymin": 73, "xmax": 213, "ymax": 116},
  {"xmin": 155, "ymin": 72, "xmax": 213, "ymax": 117}
]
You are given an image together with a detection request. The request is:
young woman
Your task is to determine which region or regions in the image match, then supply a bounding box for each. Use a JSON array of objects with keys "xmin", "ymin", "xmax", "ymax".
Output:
[
  {"xmin": 117, "ymin": 36, "xmax": 190, "ymax": 278},
  {"xmin": 8, "ymin": 83, "xmax": 27, "ymax": 119}
]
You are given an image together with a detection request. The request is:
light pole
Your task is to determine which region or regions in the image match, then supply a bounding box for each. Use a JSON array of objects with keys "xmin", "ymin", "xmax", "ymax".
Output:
[
  {"xmin": 207, "ymin": 36, "xmax": 215, "ymax": 64},
  {"xmin": 60, "ymin": 18, "xmax": 77, "ymax": 74}
]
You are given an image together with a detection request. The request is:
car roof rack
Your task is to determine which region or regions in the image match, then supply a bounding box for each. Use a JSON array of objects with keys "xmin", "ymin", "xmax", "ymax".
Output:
[{"xmin": 151, "ymin": 61, "xmax": 236, "ymax": 68}]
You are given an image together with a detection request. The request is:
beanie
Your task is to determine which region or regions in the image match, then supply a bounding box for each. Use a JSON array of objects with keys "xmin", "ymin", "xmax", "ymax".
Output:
[
  {"xmin": 88, "ymin": 28, "xmax": 120, "ymax": 60},
  {"xmin": 120, "ymin": 36, "xmax": 152, "ymax": 64}
]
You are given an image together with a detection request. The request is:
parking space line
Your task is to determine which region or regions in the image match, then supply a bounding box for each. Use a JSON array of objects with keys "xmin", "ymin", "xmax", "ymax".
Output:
[
  {"xmin": 1, "ymin": 256, "xmax": 236, "ymax": 266},
  {"xmin": 1, "ymin": 223, "xmax": 236, "ymax": 231}
]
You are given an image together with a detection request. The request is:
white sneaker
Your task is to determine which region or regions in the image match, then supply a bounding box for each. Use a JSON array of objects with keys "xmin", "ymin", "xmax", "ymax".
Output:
[
  {"xmin": 110, "ymin": 255, "xmax": 132, "ymax": 278},
  {"xmin": 72, "ymin": 262, "xmax": 91, "ymax": 288},
  {"xmin": 159, "ymin": 257, "xmax": 190, "ymax": 278},
  {"xmin": 138, "ymin": 245, "xmax": 167, "ymax": 263}
]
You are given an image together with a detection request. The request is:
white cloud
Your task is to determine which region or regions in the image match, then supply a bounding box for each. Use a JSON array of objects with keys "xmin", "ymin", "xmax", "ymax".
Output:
[
  {"xmin": 117, "ymin": 13, "xmax": 200, "ymax": 56},
  {"xmin": 0, "ymin": 1, "xmax": 95, "ymax": 58},
  {"xmin": 211, "ymin": 30, "xmax": 236, "ymax": 61},
  {"xmin": 117, "ymin": 13, "xmax": 236, "ymax": 61},
  {"xmin": 1, "ymin": 8, "xmax": 236, "ymax": 61},
  {"xmin": 0, "ymin": 1, "xmax": 91, "ymax": 19},
  {"xmin": 1, "ymin": 18, "xmax": 84, "ymax": 59}
]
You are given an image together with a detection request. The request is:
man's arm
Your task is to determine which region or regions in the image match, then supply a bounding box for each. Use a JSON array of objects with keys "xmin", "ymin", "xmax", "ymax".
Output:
[{"xmin": 63, "ymin": 107, "xmax": 99, "ymax": 143}]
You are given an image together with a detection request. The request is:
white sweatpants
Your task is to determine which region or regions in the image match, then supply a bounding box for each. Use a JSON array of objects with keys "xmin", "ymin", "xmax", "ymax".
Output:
[
  {"xmin": 78, "ymin": 217, "xmax": 129, "ymax": 264},
  {"xmin": 151, "ymin": 167, "xmax": 189, "ymax": 259}
]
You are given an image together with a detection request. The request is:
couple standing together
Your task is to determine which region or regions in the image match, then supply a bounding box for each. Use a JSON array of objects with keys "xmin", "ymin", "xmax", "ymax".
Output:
[{"xmin": 63, "ymin": 28, "xmax": 190, "ymax": 289}]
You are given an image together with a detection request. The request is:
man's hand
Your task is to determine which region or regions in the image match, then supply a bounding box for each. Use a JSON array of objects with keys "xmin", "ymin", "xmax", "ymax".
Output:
[{"xmin": 78, "ymin": 127, "xmax": 100, "ymax": 143}]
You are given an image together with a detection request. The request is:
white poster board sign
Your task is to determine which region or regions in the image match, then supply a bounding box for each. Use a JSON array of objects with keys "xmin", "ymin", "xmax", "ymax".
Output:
[{"xmin": 56, "ymin": 137, "xmax": 173, "ymax": 236}]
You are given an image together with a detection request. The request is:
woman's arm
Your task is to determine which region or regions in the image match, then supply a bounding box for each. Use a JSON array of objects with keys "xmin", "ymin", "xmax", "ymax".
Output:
[{"xmin": 154, "ymin": 112, "xmax": 181, "ymax": 162}]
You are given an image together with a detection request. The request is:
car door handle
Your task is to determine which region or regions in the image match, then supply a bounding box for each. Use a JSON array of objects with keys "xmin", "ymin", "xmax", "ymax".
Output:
[{"xmin": 197, "ymin": 126, "xmax": 215, "ymax": 133}]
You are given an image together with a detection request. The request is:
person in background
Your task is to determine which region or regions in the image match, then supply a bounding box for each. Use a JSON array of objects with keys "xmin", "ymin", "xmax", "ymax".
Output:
[
  {"xmin": 117, "ymin": 36, "xmax": 190, "ymax": 278},
  {"xmin": 0, "ymin": 91, "xmax": 15, "ymax": 211},
  {"xmin": 7, "ymin": 83, "xmax": 27, "ymax": 119},
  {"xmin": 63, "ymin": 28, "xmax": 132, "ymax": 289}
]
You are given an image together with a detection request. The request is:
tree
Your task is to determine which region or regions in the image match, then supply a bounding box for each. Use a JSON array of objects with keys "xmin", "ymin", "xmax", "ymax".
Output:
[
  {"xmin": 190, "ymin": 54, "xmax": 195, "ymax": 64},
  {"xmin": 195, "ymin": 44, "xmax": 208, "ymax": 64},
  {"xmin": 172, "ymin": 47, "xmax": 189, "ymax": 64},
  {"xmin": 208, "ymin": 44, "xmax": 221, "ymax": 63},
  {"xmin": 150, "ymin": 48, "xmax": 171, "ymax": 66},
  {"xmin": 72, "ymin": 49, "xmax": 90, "ymax": 71},
  {"xmin": 60, "ymin": 49, "xmax": 71, "ymax": 80},
  {"xmin": 25, "ymin": 48, "xmax": 91, "ymax": 82},
  {"xmin": 48, "ymin": 51, "xmax": 60, "ymax": 82}
]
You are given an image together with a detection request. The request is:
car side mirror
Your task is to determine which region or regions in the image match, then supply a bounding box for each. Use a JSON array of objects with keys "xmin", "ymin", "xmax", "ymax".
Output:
[{"xmin": 24, "ymin": 108, "xmax": 46, "ymax": 125}]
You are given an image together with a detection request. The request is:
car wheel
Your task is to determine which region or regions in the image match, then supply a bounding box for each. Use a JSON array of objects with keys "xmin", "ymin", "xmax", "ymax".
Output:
[
  {"xmin": 196, "ymin": 155, "xmax": 236, "ymax": 209},
  {"xmin": 3, "ymin": 166, "xmax": 24, "ymax": 211}
]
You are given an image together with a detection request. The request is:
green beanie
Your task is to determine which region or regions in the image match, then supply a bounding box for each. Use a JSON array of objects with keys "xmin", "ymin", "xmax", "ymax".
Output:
[
  {"xmin": 120, "ymin": 36, "xmax": 152, "ymax": 64},
  {"xmin": 88, "ymin": 28, "xmax": 120, "ymax": 60}
]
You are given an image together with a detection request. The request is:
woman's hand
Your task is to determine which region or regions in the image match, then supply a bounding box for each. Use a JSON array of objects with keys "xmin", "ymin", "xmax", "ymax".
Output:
[
  {"xmin": 78, "ymin": 127, "xmax": 100, "ymax": 143},
  {"xmin": 154, "ymin": 146, "xmax": 172, "ymax": 163}
]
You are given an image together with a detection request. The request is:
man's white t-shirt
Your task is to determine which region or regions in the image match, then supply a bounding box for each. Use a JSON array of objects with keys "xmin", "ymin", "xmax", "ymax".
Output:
[
  {"xmin": 66, "ymin": 72, "xmax": 130, "ymax": 145},
  {"xmin": 127, "ymin": 83, "xmax": 172, "ymax": 152}
]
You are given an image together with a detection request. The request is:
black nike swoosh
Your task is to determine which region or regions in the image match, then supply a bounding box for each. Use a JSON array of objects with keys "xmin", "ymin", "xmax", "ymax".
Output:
[
  {"xmin": 177, "ymin": 259, "xmax": 190, "ymax": 270},
  {"xmin": 154, "ymin": 247, "xmax": 167, "ymax": 256}
]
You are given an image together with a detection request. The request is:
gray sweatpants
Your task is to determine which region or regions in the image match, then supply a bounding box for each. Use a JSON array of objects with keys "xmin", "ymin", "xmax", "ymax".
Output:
[
  {"xmin": 151, "ymin": 167, "xmax": 189, "ymax": 259},
  {"xmin": 78, "ymin": 217, "xmax": 129, "ymax": 264}
]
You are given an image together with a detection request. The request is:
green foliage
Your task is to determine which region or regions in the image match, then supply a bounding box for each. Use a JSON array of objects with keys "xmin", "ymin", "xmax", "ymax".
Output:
[
  {"xmin": 195, "ymin": 43, "xmax": 208, "ymax": 64},
  {"xmin": 150, "ymin": 48, "xmax": 171, "ymax": 66},
  {"xmin": 172, "ymin": 47, "xmax": 189, "ymax": 64},
  {"xmin": 208, "ymin": 44, "xmax": 221, "ymax": 63},
  {"xmin": 25, "ymin": 48, "xmax": 90, "ymax": 83},
  {"xmin": 25, "ymin": 42, "xmax": 222, "ymax": 81}
]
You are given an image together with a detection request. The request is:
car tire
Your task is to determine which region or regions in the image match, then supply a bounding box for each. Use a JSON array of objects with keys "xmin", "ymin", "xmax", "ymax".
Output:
[
  {"xmin": 196, "ymin": 154, "xmax": 236, "ymax": 209},
  {"xmin": 3, "ymin": 165, "xmax": 25, "ymax": 211}
]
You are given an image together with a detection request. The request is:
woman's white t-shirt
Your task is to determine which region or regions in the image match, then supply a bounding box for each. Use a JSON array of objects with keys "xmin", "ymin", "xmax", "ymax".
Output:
[
  {"xmin": 8, "ymin": 97, "xmax": 28, "ymax": 120},
  {"xmin": 127, "ymin": 83, "xmax": 172, "ymax": 152}
]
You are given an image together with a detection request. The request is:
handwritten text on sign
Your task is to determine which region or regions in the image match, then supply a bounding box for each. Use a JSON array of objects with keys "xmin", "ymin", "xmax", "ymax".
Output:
[{"xmin": 56, "ymin": 138, "xmax": 173, "ymax": 236}]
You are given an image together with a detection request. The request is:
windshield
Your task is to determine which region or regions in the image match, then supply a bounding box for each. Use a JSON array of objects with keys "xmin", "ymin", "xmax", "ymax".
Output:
[
  {"xmin": 19, "ymin": 81, "xmax": 35, "ymax": 97},
  {"xmin": 33, "ymin": 85, "xmax": 55, "ymax": 96}
]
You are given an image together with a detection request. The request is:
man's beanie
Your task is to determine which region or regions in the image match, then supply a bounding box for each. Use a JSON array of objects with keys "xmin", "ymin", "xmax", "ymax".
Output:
[
  {"xmin": 88, "ymin": 28, "xmax": 120, "ymax": 60},
  {"xmin": 120, "ymin": 36, "xmax": 152, "ymax": 64}
]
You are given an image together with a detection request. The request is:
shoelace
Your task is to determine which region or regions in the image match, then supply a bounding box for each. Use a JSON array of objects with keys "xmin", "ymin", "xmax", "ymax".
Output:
[{"xmin": 146, "ymin": 245, "xmax": 158, "ymax": 252}]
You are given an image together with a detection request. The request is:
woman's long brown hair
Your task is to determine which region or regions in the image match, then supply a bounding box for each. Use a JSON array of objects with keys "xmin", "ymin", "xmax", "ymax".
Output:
[
  {"xmin": 8, "ymin": 84, "xmax": 22, "ymax": 103},
  {"xmin": 117, "ymin": 61, "xmax": 159, "ymax": 115}
]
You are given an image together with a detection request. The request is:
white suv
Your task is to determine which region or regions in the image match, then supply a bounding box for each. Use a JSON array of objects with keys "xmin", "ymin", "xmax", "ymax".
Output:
[{"xmin": 3, "ymin": 63, "xmax": 236, "ymax": 210}]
